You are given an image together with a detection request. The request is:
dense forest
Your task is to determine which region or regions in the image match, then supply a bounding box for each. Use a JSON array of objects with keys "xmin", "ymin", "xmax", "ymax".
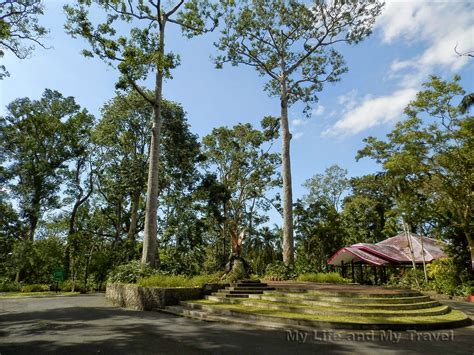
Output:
[{"xmin": 0, "ymin": 1, "xmax": 472, "ymax": 295}]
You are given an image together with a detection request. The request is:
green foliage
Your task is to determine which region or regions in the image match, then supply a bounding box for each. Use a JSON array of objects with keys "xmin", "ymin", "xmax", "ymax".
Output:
[
  {"xmin": 108, "ymin": 260, "xmax": 156, "ymax": 284},
  {"xmin": 427, "ymin": 258, "xmax": 471, "ymax": 296},
  {"xmin": 5, "ymin": 237, "xmax": 64, "ymax": 284},
  {"xmin": 0, "ymin": 0, "xmax": 48, "ymax": 79},
  {"xmin": 244, "ymin": 226, "xmax": 282, "ymax": 275},
  {"xmin": 303, "ymin": 165, "xmax": 349, "ymax": 211},
  {"xmin": 137, "ymin": 272, "xmax": 222, "ymax": 288},
  {"xmin": 357, "ymin": 76, "xmax": 474, "ymax": 273},
  {"xmin": 20, "ymin": 284, "xmax": 50, "ymax": 293},
  {"xmin": 0, "ymin": 89, "xmax": 94, "ymax": 239},
  {"xmin": 216, "ymin": 0, "xmax": 383, "ymax": 113},
  {"xmin": 264, "ymin": 261, "xmax": 297, "ymax": 280},
  {"xmin": 159, "ymin": 247, "xmax": 205, "ymax": 276},
  {"xmin": 294, "ymin": 200, "xmax": 345, "ymax": 272},
  {"xmin": 64, "ymin": 1, "xmax": 218, "ymax": 94},
  {"xmin": 0, "ymin": 278, "xmax": 21, "ymax": 292},
  {"xmin": 342, "ymin": 174, "xmax": 398, "ymax": 245},
  {"xmin": 200, "ymin": 121, "xmax": 280, "ymax": 265},
  {"xmin": 296, "ymin": 272, "xmax": 351, "ymax": 284},
  {"xmin": 58, "ymin": 279, "xmax": 91, "ymax": 293},
  {"xmin": 387, "ymin": 268, "xmax": 428, "ymax": 290}
]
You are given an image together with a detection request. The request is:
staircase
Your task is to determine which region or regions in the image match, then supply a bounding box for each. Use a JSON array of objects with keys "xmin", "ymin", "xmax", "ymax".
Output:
[
  {"xmin": 207, "ymin": 280, "xmax": 275, "ymax": 300},
  {"xmin": 162, "ymin": 282, "xmax": 471, "ymax": 331}
]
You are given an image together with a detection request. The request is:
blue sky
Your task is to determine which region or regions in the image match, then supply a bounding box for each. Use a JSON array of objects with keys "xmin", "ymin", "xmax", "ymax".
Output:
[{"xmin": 1, "ymin": 0, "xmax": 473, "ymax": 213}]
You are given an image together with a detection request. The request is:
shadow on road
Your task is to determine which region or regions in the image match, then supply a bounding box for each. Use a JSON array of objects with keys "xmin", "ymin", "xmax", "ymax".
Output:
[{"xmin": 0, "ymin": 295, "xmax": 473, "ymax": 354}]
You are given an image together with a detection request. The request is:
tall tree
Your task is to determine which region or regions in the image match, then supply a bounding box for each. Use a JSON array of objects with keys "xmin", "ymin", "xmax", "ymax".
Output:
[
  {"xmin": 0, "ymin": 0, "xmax": 48, "ymax": 78},
  {"xmin": 0, "ymin": 89, "xmax": 94, "ymax": 240},
  {"xmin": 303, "ymin": 164, "xmax": 349, "ymax": 211},
  {"xmin": 294, "ymin": 199, "xmax": 344, "ymax": 272},
  {"xmin": 215, "ymin": 0, "xmax": 383, "ymax": 264},
  {"xmin": 341, "ymin": 174, "xmax": 397, "ymax": 245},
  {"xmin": 357, "ymin": 76, "xmax": 474, "ymax": 273},
  {"xmin": 201, "ymin": 120, "xmax": 280, "ymax": 273},
  {"xmin": 93, "ymin": 91, "xmax": 201, "ymax": 262},
  {"xmin": 65, "ymin": 0, "xmax": 219, "ymax": 267}
]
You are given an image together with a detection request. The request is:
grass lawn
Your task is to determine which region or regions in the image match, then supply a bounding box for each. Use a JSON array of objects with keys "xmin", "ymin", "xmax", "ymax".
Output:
[
  {"xmin": 212, "ymin": 298, "xmax": 449, "ymax": 315},
  {"xmin": 188, "ymin": 300, "xmax": 469, "ymax": 325}
]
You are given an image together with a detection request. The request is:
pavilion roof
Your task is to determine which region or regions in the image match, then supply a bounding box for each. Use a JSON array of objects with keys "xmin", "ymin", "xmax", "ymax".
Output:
[{"xmin": 327, "ymin": 233, "xmax": 447, "ymax": 266}]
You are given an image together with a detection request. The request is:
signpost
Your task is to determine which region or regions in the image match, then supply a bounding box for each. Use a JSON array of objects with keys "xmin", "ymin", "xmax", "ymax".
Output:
[{"xmin": 53, "ymin": 267, "xmax": 65, "ymax": 292}]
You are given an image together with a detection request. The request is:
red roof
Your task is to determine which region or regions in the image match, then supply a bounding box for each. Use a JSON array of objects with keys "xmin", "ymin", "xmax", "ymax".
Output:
[{"xmin": 328, "ymin": 233, "xmax": 447, "ymax": 266}]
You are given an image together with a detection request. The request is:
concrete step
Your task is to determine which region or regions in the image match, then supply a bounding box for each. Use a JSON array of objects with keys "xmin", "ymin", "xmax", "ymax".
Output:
[
  {"xmin": 220, "ymin": 289, "xmax": 266, "ymax": 294},
  {"xmin": 272, "ymin": 289, "xmax": 422, "ymax": 298},
  {"xmin": 231, "ymin": 282, "xmax": 269, "ymax": 287},
  {"xmin": 183, "ymin": 300, "xmax": 451, "ymax": 318},
  {"xmin": 265, "ymin": 292, "xmax": 431, "ymax": 304},
  {"xmin": 245, "ymin": 294, "xmax": 440, "ymax": 310},
  {"xmin": 162, "ymin": 304, "xmax": 297, "ymax": 331},
  {"xmin": 212, "ymin": 292, "xmax": 249, "ymax": 298},
  {"xmin": 225, "ymin": 287, "xmax": 275, "ymax": 292},
  {"xmin": 163, "ymin": 303, "xmax": 470, "ymax": 331},
  {"xmin": 238, "ymin": 280, "xmax": 262, "ymax": 284}
]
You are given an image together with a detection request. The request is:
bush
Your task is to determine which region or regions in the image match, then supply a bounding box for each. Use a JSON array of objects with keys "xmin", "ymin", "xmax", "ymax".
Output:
[
  {"xmin": 21, "ymin": 284, "xmax": 50, "ymax": 292},
  {"xmin": 58, "ymin": 280, "xmax": 89, "ymax": 293},
  {"xmin": 264, "ymin": 261, "xmax": 297, "ymax": 280},
  {"xmin": 108, "ymin": 260, "xmax": 156, "ymax": 284},
  {"xmin": 427, "ymin": 258, "xmax": 471, "ymax": 296},
  {"xmin": 297, "ymin": 272, "xmax": 351, "ymax": 284},
  {"xmin": 137, "ymin": 273, "xmax": 222, "ymax": 288},
  {"xmin": 0, "ymin": 278, "xmax": 21, "ymax": 292},
  {"xmin": 386, "ymin": 268, "xmax": 427, "ymax": 289}
]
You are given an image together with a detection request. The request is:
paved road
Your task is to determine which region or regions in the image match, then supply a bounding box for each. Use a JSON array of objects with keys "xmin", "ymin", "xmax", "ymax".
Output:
[{"xmin": 0, "ymin": 294, "xmax": 473, "ymax": 354}]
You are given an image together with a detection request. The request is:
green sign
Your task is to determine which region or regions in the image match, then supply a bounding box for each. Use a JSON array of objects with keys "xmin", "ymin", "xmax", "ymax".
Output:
[{"xmin": 53, "ymin": 267, "xmax": 65, "ymax": 282}]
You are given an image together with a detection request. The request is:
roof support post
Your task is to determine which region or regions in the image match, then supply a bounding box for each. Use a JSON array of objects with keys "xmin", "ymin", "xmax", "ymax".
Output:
[{"xmin": 351, "ymin": 261, "xmax": 355, "ymax": 283}]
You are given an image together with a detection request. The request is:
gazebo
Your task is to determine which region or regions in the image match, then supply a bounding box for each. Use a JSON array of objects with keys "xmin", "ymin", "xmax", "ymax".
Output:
[{"xmin": 327, "ymin": 233, "xmax": 447, "ymax": 284}]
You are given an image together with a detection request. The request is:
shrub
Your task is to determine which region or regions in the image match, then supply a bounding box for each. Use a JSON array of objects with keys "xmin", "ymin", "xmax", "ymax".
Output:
[
  {"xmin": 58, "ymin": 280, "xmax": 88, "ymax": 293},
  {"xmin": 386, "ymin": 268, "xmax": 427, "ymax": 289},
  {"xmin": 108, "ymin": 260, "xmax": 156, "ymax": 284},
  {"xmin": 264, "ymin": 261, "xmax": 297, "ymax": 280},
  {"xmin": 137, "ymin": 273, "xmax": 222, "ymax": 288},
  {"xmin": 0, "ymin": 278, "xmax": 21, "ymax": 292},
  {"xmin": 427, "ymin": 258, "xmax": 470, "ymax": 296},
  {"xmin": 58, "ymin": 280, "xmax": 73, "ymax": 292},
  {"xmin": 297, "ymin": 272, "xmax": 351, "ymax": 284},
  {"xmin": 21, "ymin": 284, "xmax": 50, "ymax": 292}
]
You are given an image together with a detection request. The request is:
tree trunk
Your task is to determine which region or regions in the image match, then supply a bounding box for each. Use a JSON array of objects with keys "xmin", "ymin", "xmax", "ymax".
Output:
[
  {"xmin": 403, "ymin": 221, "xmax": 419, "ymax": 288},
  {"xmin": 128, "ymin": 192, "xmax": 140, "ymax": 242},
  {"xmin": 27, "ymin": 190, "xmax": 41, "ymax": 241},
  {"xmin": 280, "ymin": 88, "xmax": 294, "ymax": 265},
  {"xmin": 142, "ymin": 21, "xmax": 166, "ymax": 267},
  {"xmin": 468, "ymin": 235, "xmax": 474, "ymax": 272}
]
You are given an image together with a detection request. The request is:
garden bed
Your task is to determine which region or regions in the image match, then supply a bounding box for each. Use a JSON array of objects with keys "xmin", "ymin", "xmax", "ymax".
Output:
[{"xmin": 106, "ymin": 283, "xmax": 223, "ymax": 311}]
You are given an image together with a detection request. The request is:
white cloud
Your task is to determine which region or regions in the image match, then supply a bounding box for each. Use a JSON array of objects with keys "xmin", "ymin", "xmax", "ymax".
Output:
[
  {"xmin": 337, "ymin": 90, "xmax": 358, "ymax": 111},
  {"xmin": 293, "ymin": 131, "xmax": 304, "ymax": 140},
  {"xmin": 291, "ymin": 118, "xmax": 306, "ymax": 127},
  {"xmin": 312, "ymin": 104, "xmax": 325, "ymax": 116},
  {"xmin": 380, "ymin": 0, "xmax": 473, "ymax": 80},
  {"xmin": 325, "ymin": 0, "xmax": 473, "ymax": 136},
  {"xmin": 323, "ymin": 89, "xmax": 417, "ymax": 136}
]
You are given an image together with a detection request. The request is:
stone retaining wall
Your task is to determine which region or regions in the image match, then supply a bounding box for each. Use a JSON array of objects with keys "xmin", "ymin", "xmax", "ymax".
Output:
[{"xmin": 106, "ymin": 283, "xmax": 223, "ymax": 311}]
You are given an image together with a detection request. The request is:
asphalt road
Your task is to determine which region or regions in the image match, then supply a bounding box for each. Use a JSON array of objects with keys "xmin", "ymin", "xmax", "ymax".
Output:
[{"xmin": 0, "ymin": 294, "xmax": 473, "ymax": 354}]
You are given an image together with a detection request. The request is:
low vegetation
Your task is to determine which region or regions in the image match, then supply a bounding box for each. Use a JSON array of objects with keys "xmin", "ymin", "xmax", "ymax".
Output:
[
  {"xmin": 189, "ymin": 300, "xmax": 469, "ymax": 325},
  {"xmin": 387, "ymin": 258, "xmax": 474, "ymax": 296},
  {"xmin": 296, "ymin": 272, "xmax": 351, "ymax": 284},
  {"xmin": 137, "ymin": 273, "xmax": 223, "ymax": 288}
]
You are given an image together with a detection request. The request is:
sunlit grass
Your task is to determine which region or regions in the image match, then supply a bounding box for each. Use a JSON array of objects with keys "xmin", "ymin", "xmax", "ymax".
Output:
[
  {"xmin": 296, "ymin": 272, "xmax": 351, "ymax": 283},
  {"xmin": 187, "ymin": 300, "xmax": 469, "ymax": 324},
  {"xmin": 137, "ymin": 272, "xmax": 223, "ymax": 288}
]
